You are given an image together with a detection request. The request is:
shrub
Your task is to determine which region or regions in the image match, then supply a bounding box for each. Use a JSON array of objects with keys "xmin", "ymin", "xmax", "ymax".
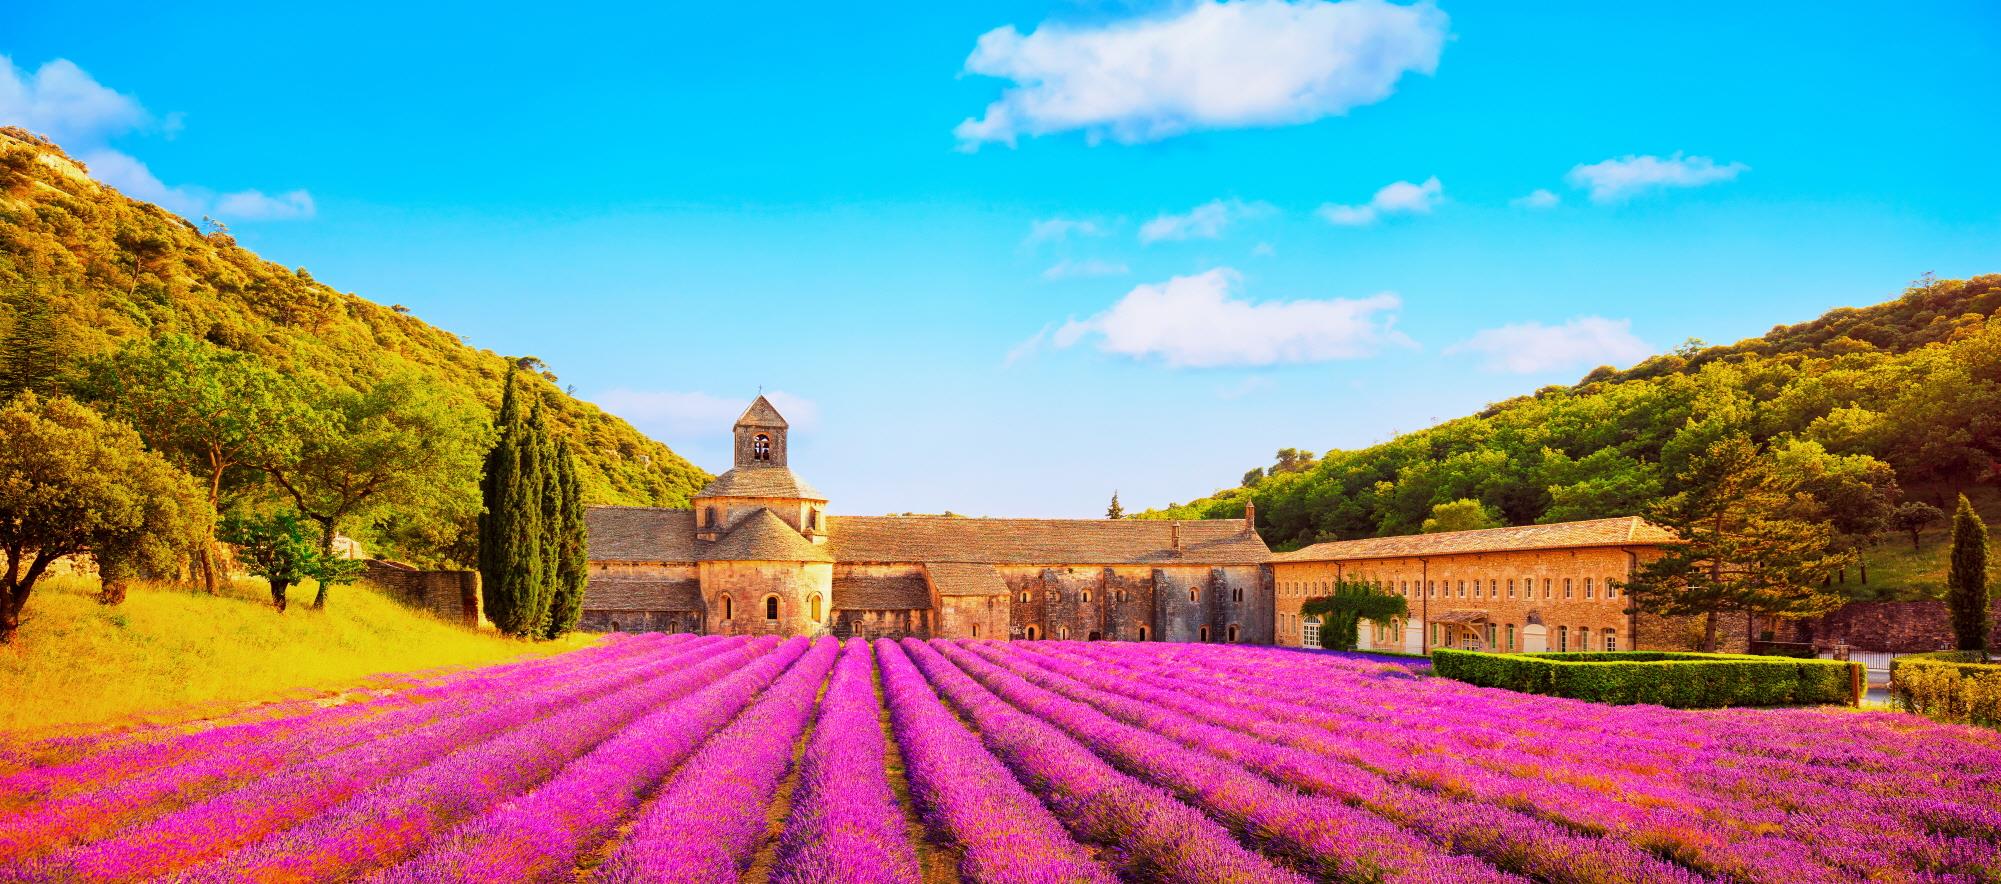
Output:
[
  {"xmin": 1890, "ymin": 651, "xmax": 2001, "ymax": 727},
  {"xmin": 1433, "ymin": 649, "xmax": 1860, "ymax": 708}
]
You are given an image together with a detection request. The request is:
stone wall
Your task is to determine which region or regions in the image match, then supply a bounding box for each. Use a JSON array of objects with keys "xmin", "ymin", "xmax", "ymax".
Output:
[
  {"xmin": 937, "ymin": 593, "xmax": 1008, "ymax": 640},
  {"xmin": 1633, "ymin": 610, "xmax": 1753, "ymax": 654},
  {"xmin": 1777, "ymin": 601, "xmax": 2001, "ymax": 653},
  {"xmin": 701, "ymin": 560, "xmax": 832, "ymax": 636},
  {"xmin": 361, "ymin": 560, "xmax": 483, "ymax": 628}
]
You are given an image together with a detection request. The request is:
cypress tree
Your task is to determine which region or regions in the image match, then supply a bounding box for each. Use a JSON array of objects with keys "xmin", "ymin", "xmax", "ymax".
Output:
[
  {"xmin": 527, "ymin": 397, "xmax": 559, "ymax": 635},
  {"xmin": 478, "ymin": 366, "xmax": 548, "ymax": 637},
  {"xmin": 476, "ymin": 366, "xmax": 518, "ymax": 628},
  {"xmin": 1946, "ymin": 494, "xmax": 1991, "ymax": 654},
  {"xmin": 543, "ymin": 439, "xmax": 588, "ymax": 638}
]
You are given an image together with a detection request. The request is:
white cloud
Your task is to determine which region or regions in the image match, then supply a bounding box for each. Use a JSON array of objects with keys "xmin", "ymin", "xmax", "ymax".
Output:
[
  {"xmin": 1042, "ymin": 258, "xmax": 1129, "ymax": 280},
  {"xmin": 1251, "ymin": 242, "xmax": 1276, "ymax": 257},
  {"xmin": 214, "ymin": 189, "xmax": 316, "ymax": 220},
  {"xmin": 955, "ymin": 0, "xmax": 1449, "ymax": 148},
  {"xmin": 1316, "ymin": 176, "xmax": 1442, "ymax": 226},
  {"xmin": 1138, "ymin": 198, "xmax": 1273, "ymax": 243},
  {"xmin": 1026, "ymin": 216, "xmax": 1108, "ymax": 244},
  {"xmin": 1445, "ymin": 317, "xmax": 1650, "ymax": 374},
  {"xmin": 594, "ymin": 389, "xmax": 820, "ymax": 435},
  {"xmin": 0, "ymin": 55, "xmax": 148, "ymax": 144},
  {"xmin": 1565, "ymin": 152, "xmax": 1748, "ymax": 203},
  {"xmin": 1045, "ymin": 268, "xmax": 1412, "ymax": 367},
  {"xmin": 1511, "ymin": 188, "xmax": 1560, "ymax": 209}
]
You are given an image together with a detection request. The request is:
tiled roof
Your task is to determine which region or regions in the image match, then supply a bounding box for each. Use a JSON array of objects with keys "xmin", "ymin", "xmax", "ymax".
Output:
[
  {"xmin": 833, "ymin": 573, "xmax": 933, "ymax": 610},
  {"xmin": 922, "ymin": 562, "xmax": 1009, "ymax": 596},
  {"xmin": 695, "ymin": 467, "xmax": 826, "ymax": 500},
  {"xmin": 705, "ymin": 508, "xmax": 834, "ymax": 562},
  {"xmin": 828, "ymin": 516, "xmax": 1270, "ymax": 565},
  {"xmin": 1273, "ymin": 516, "xmax": 1676, "ymax": 563},
  {"xmin": 586, "ymin": 506, "xmax": 699, "ymax": 562},
  {"xmin": 580, "ymin": 578, "xmax": 701, "ymax": 612},
  {"xmin": 736, "ymin": 395, "xmax": 788, "ymax": 428}
]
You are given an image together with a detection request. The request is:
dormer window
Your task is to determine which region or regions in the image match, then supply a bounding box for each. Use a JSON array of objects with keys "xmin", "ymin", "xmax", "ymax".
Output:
[{"xmin": 753, "ymin": 434, "xmax": 771, "ymax": 461}]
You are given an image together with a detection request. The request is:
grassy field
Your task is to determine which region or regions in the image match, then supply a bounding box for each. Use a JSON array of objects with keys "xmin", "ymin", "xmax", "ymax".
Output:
[
  {"xmin": 1838, "ymin": 486, "xmax": 2000, "ymax": 602},
  {"xmin": 0, "ymin": 575, "xmax": 592, "ymax": 736}
]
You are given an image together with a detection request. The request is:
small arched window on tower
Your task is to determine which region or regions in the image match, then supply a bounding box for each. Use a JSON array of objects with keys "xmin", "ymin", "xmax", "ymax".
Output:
[
  {"xmin": 753, "ymin": 433, "xmax": 771, "ymax": 461},
  {"xmin": 1188, "ymin": 588, "xmax": 1198, "ymax": 602},
  {"xmin": 765, "ymin": 596, "xmax": 779, "ymax": 620},
  {"xmin": 721, "ymin": 595, "xmax": 734, "ymax": 620},
  {"xmin": 1199, "ymin": 625, "xmax": 1211, "ymax": 642},
  {"xmin": 809, "ymin": 593, "xmax": 823, "ymax": 621}
]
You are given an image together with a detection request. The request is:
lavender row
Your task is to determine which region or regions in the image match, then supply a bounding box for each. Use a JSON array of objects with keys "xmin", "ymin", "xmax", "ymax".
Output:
[
  {"xmin": 370, "ymin": 636, "xmax": 814, "ymax": 883},
  {"xmin": 771, "ymin": 639, "xmax": 921, "ymax": 884},
  {"xmin": 19, "ymin": 635, "xmax": 754, "ymax": 882},
  {"xmin": 872, "ymin": 640, "xmax": 1111, "ymax": 884},
  {"xmin": 0, "ymin": 633, "xmax": 707, "ymax": 868},
  {"xmin": 900, "ymin": 638, "xmax": 1307, "ymax": 884},
  {"xmin": 590, "ymin": 637, "xmax": 840, "ymax": 883},
  {"xmin": 163, "ymin": 636, "xmax": 778, "ymax": 883}
]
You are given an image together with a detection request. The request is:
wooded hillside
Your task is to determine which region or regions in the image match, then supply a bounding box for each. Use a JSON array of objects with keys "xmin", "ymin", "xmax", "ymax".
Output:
[{"xmin": 0, "ymin": 128, "xmax": 708, "ymax": 564}]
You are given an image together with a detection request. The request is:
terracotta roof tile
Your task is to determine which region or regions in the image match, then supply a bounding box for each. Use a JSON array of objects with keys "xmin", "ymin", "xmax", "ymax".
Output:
[
  {"xmin": 585, "ymin": 506, "xmax": 699, "ymax": 561},
  {"xmin": 735, "ymin": 395, "xmax": 788, "ymax": 428},
  {"xmin": 1274, "ymin": 516, "xmax": 1676, "ymax": 563},
  {"xmin": 922, "ymin": 562, "xmax": 1009, "ymax": 596},
  {"xmin": 580, "ymin": 578, "xmax": 701, "ymax": 612},
  {"xmin": 833, "ymin": 573, "xmax": 932, "ymax": 609},
  {"xmin": 704, "ymin": 508, "xmax": 834, "ymax": 562},
  {"xmin": 827, "ymin": 515, "xmax": 1270, "ymax": 565},
  {"xmin": 695, "ymin": 467, "xmax": 826, "ymax": 500}
]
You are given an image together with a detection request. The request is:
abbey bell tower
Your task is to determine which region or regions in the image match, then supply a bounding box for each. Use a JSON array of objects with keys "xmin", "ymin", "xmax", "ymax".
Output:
[{"xmin": 732, "ymin": 395, "xmax": 789, "ymax": 468}]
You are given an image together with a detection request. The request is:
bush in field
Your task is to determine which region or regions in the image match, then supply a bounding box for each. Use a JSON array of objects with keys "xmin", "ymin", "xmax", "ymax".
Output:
[
  {"xmin": 219, "ymin": 512, "xmax": 364, "ymax": 612},
  {"xmin": 1433, "ymin": 649, "xmax": 1861, "ymax": 707},
  {"xmin": 1946, "ymin": 495, "xmax": 1992, "ymax": 654},
  {"xmin": 0, "ymin": 394, "xmax": 210, "ymax": 641},
  {"xmin": 1892, "ymin": 651, "xmax": 2001, "ymax": 726}
]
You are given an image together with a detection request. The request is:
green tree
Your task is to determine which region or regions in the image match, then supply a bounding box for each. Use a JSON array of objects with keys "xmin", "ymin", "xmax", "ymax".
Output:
[
  {"xmin": 530, "ymin": 399, "xmax": 560, "ymax": 635},
  {"xmin": 1772, "ymin": 440, "xmax": 1898, "ymax": 583},
  {"xmin": 479, "ymin": 368, "xmax": 548, "ymax": 637},
  {"xmin": 1302, "ymin": 580, "xmax": 1409, "ymax": 651},
  {"xmin": 1421, "ymin": 498, "xmax": 1503, "ymax": 534},
  {"xmin": 1890, "ymin": 501, "xmax": 1945, "ymax": 552},
  {"xmin": 542, "ymin": 439, "xmax": 589, "ymax": 638},
  {"xmin": 219, "ymin": 511, "xmax": 364, "ymax": 612},
  {"xmin": 1620, "ymin": 435, "xmax": 1855, "ymax": 652},
  {"xmin": 1106, "ymin": 491, "xmax": 1124, "ymax": 520},
  {"xmin": 0, "ymin": 394, "xmax": 210, "ymax": 641},
  {"xmin": 261, "ymin": 373, "xmax": 489, "ymax": 609},
  {"xmin": 0, "ymin": 288, "xmax": 62, "ymax": 402},
  {"xmin": 79, "ymin": 335, "xmax": 312, "ymax": 592},
  {"xmin": 1946, "ymin": 495, "xmax": 1991, "ymax": 655}
]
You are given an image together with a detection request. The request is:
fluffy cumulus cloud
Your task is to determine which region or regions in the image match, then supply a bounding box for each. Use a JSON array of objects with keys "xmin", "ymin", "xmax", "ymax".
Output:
[
  {"xmin": 1138, "ymin": 198, "xmax": 1274, "ymax": 243},
  {"xmin": 594, "ymin": 389, "xmax": 819, "ymax": 435},
  {"xmin": 0, "ymin": 55, "xmax": 314, "ymax": 222},
  {"xmin": 1565, "ymin": 152, "xmax": 1748, "ymax": 203},
  {"xmin": 1316, "ymin": 176, "xmax": 1442, "ymax": 226},
  {"xmin": 1511, "ymin": 188, "xmax": 1560, "ymax": 209},
  {"xmin": 1039, "ymin": 268, "xmax": 1412, "ymax": 367},
  {"xmin": 955, "ymin": 0, "xmax": 1449, "ymax": 148},
  {"xmin": 1446, "ymin": 316, "xmax": 1650, "ymax": 374},
  {"xmin": 1042, "ymin": 258, "xmax": 1129, "ymax": 280},
  {"xmin": 0, "ymin": 55, "xmax": 149, "ymax": 144}
]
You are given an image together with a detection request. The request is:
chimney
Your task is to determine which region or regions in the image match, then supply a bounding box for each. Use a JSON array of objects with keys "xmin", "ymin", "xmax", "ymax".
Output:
[
  {"xmin": 1169, "ymin": 521, "xmax": 1182, "ymax": 556},
  {"xmin": 1244, "ymin": 500, "xmax": 1257, "ymax": 535}
]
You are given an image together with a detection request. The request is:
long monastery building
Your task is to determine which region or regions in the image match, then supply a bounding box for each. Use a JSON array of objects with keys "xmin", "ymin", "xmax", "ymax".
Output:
[{"xmin": 583, "ymin": 398, "xmax": 1675, "ymax": 649}]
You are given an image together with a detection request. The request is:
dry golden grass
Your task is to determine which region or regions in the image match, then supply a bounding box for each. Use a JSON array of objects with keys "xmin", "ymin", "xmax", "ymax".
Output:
[{"xmin": 0, "ymin": 574, "xmax": 590, "ymax": 737}]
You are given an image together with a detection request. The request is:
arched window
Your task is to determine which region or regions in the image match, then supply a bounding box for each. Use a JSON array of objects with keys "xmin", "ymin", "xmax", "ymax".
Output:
[
  {"xmin": 1607, "ymin": 578, "xmax": 1619, "ymax": 600},
  {"xmin": 1557, "ymin": 625, "xmax": 1569, "ymax": 652},
  {"xmin": 752, "ymin": 433, "xmax": 771, "ymax": 461},
  {"xmin": 1227, "ymin": 624, "xmax": 1240, "ymax": 643},
  {"xmin": 1564, "ymin": 579, "xmax": 1573, "ymax": 599},
  {"xmin": 1232, "ymin": 587, "xmax": 1243, "ymax": 603},
  {"xmin": 1026, "ymin": 626, "xmax": 1039, "ymax": 640},
  {"xmin": 721, "ymin": 595, "xmax": 733, "ymax": 620},
  {"xmin": 1604, "ymin": 629, "xmax": 1618, "ymax": 652},
  {"xmin": 1584, "ymin": 578, "xmax": 1594, "ymax": 599},
  {"xmin": 764, "ymin": 596, "xmax": 779, "ymax": 620},
  {"xmin": 1199, "ymin": 626, "xmax": 1211, "ymax": 642},
  {"xmin": 1058, "ymin": 626, "xmax": 1070, "ymax": 640},
  {"xmin": 1138, "ymin": 626, "xmax": 1150, "ymax": 641},
  {"xmin": 1020, "ymin": 591, "xmax": 1031, "ymax": 603},
  {"xmin": 807, "ymin": 509, "xmax": 819, "ymax": 530},
  {"xmin": 610, "ymin": 619, "xmax": 621, "ymax": 633},
  {"xmin": 1088, "ymin": 630, "xmax": 1101, "ymax": 641},
  {"xmin": 1082, "ymin": 590, "xmax": 1091, "ymax": 603},
  {"xmin": 1188, "ymin": 588, "xmax": 1198, "ymax": 602},
  {"xmin": 808, "ymin": 593, "xmax": 823, "ymax": 621},
  {"xmin": 972, "ymin": 623, "xmax": 980, "ymax": 638}
]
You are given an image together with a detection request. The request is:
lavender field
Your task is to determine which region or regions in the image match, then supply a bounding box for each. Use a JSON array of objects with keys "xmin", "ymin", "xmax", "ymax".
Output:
[{"xmin": 3, "ymin": 634, "xmax": 1999, "ymax": 883}]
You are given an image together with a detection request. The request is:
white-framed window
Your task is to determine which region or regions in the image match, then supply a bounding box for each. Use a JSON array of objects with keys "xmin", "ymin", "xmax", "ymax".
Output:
[
  {"xmin": 1302, "ymin": 616, "xmax": 1321, "ymax": 648},
  {"xmin": 1605, "ymin": 630, "xmax": 1618, "ymax": 652},
  {"xmin": 1558, "ymin": 625, "xmax": 1569, "ymax": 651}
]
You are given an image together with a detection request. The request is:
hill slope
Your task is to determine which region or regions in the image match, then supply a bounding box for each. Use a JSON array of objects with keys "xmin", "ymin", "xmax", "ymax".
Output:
[
  {"xmin": 1143, "ymin": 275, "xmax": 2001, "ymax": 579},
  {"xmin": 0, "ymin": 128, "xmax": 709, "ymax": 533}
]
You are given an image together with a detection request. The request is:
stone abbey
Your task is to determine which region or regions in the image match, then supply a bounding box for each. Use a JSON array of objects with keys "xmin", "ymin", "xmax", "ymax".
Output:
[{"xmin": 582, "ymin": 398, "xmax": 1673, "ymax": 647}]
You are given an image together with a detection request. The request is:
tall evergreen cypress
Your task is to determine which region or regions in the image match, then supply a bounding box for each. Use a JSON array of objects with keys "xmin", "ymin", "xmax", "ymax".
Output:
[
  {"xmin": 526, "ymin": 397, "xmax": 558, "ymax": 635},
  {"xmin": 1947, "ymin": 494, "xmax": 1992, "ymax": 654},
  {"xmin": 478, "ymin": 367, "xmax": 548, "ymax": 637},
  {"xmin": 543, "ymin": 439, "xmax": 588, "ymax": 638}
]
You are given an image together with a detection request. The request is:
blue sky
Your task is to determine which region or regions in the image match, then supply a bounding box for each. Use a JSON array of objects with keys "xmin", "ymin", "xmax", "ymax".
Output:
[{"xmin": 6, "ymin": 1, "xmax": 1999, "ymax": 517}]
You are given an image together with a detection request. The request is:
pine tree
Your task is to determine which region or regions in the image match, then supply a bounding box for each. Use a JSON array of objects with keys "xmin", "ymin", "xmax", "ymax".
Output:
[
  {"xmin": 1106, "ymin": 491, "xmax": 1124, "ymax": 520},
  {"xmin": 0, "ymin": 288, "xmax": 60, "ymax": 401},
  {"xmin": 543, "ymin": 439, "xmax": 588, "ymax": 638},
  {"xmin": 1946, "ymin": 495, "xmax": 1991, "ymax": 654}
]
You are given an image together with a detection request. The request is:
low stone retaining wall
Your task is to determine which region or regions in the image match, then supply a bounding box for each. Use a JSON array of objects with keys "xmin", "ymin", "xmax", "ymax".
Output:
[
  {"xmin": 362, "ymin": 560, "xmax": 484, "ymax": 628},
  {"xmin": 1779, "ymin": 600, "xmax": 2001, "ymax": 654}
]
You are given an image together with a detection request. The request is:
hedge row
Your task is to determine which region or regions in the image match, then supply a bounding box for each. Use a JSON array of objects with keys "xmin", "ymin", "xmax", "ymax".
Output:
[
  {"xmin": 1432, "ymin": 649, "xmax": 1861, "ymax": 708},
  {"xmin": 1891, "ymin": 651, "xmax": 2001, "ymax": 727}
]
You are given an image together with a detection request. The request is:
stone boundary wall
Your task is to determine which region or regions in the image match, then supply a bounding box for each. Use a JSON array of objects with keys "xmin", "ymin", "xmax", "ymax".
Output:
[
  {"xmin": 1779, "ymin": 600, "xmax": 2001, "ymax": 653},
  {"xmin": 362, "ymin": 560, "xmax": 484, "ymax": 628}
]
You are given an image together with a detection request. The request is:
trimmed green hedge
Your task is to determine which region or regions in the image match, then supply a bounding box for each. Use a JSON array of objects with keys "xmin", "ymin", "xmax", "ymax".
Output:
[
  {"xmin": 1891, "ymin": 651, "xmax": 2001, "ymax": 727},
  {"xmin": 1433, "ymin": 649, "xmax": 1861, "ymax": 708}
]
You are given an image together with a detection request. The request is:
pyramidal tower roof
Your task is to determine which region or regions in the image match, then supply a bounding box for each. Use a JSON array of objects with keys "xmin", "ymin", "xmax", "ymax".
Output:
[{"xmin": 736, "ymin": 395, "xmax": 788, "ymax": 429}]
